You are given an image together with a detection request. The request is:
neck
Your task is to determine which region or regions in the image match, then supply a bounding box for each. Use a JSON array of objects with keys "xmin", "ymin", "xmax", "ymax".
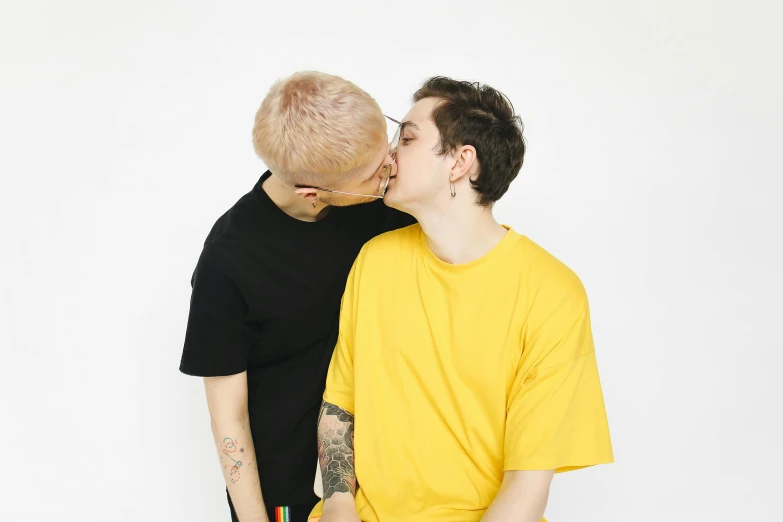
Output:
[
  {"xmin": 413, "ymin": 200, "xmax": 507, "ymax": 265},
  {"xmin": 261, "ymin": 172, "xmax": 328, "ymax": 222}
]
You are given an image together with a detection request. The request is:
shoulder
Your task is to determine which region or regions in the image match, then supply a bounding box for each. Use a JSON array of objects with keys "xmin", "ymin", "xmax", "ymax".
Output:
[
  {"xmin": 515, "ymin": 237, "xmax": 596, "ymax": 366},
  {"xmin": 516, "ymin": 235, "xmax": 588, "ymax": 306},
  {"xmin": 202, "ymin": 190, "xmax": 262, "ymax": 251},
  {"xmin": 365, "ymin": 224, "xmax": 420, "ymax": 254},
  {"xmin": 192, "ymin": 187, "xmax": 266, "ymax": 282},
  {"xmin": 191, "ymin": 241, "xmax": 239, "ymax": 289},
  {"xmin": 352, "ymin": 224, "xmax": 421, "ymax": 273}
]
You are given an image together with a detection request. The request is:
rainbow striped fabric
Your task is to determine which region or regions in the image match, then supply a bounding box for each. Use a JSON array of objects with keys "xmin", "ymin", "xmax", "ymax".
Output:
[{"xmin": 274, "ymin": 506, "xmax": 291, "ymax": 522}]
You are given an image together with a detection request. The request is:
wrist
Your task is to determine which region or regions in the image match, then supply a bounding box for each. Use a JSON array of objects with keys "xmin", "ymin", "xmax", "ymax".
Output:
[{"xmin": 323, "ymin": 492, "xmax": 356, "ymax": 513}]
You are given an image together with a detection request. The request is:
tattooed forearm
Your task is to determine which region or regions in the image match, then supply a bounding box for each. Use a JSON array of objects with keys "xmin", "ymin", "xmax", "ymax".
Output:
[
  {"xmin": 220, "ymin": 437, "xmax": 244, "ymax": 484},
  {"xmin": 318, "ymin": 401, "xmax": 356, "ymax": 500}
]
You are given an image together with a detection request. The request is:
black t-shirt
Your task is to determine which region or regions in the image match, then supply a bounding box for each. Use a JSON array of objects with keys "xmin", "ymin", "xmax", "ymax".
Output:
[{"xmin": 180, "ymin": 171, "xmax": 414, "ymax": 507}]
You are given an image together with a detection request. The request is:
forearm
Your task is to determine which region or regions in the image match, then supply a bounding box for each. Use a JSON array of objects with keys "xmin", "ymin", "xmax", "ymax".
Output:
[
  {"xmin": 211, "ymin": 417, "xmax": 268, "ymax": 522},
  {"xmin": 318, "ymin": 401, "xmax": 358, "ymax": 513},
  {"xmin": 481, "ymin": 470, "xmax": 554, "ymax": 522}
]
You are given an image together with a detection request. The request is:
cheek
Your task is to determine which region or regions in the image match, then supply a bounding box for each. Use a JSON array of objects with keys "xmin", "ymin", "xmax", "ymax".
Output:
[
  {"xmin": 396, "ymin": 159, "xmax": 437, "ymax": 196},
  {"xmin": 398, "ymin": 148, "xmax": 427, "ymax": 177},
  {"xmin": 363, "ymin": 176, "xmax": 380, "ymax": 192}
]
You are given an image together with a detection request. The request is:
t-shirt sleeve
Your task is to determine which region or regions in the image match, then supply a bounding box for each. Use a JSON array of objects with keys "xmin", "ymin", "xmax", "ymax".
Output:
[
  {"xmin": 179, "ymin": 243, "xmax": 256, "ymax": 377},
  {"xmin": 504, "ymin": 276, "xmax": 613, "ymax": 473},
  {"xmin": 322, "ymin": 248, "xmax": 365, "ymax": 414}
]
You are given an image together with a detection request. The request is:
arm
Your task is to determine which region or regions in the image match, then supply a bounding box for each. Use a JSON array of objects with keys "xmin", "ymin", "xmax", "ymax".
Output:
[
  {"xmin": 481, "ymin": 470, "xmax": 554, "ymax": 522},
  {"xmin": 205, "ymin": 373, "xmax": 269, "ymax": 522},
  {"xmin": 318, "ymin": 401, "xmax": 360, "ymax": 522},
  {"xmin": 496, "ymin": 275, "xmax": 611, "ymax": 521}
]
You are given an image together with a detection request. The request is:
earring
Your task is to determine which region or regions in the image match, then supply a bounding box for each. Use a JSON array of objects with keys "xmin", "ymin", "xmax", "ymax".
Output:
[
  {"xmin": 449, "ymin": 175, "xmax": 456, "ymax": 198},
  {"xmin": 312, "ymin": 197, "xmax": 318, "ymax": 208}
]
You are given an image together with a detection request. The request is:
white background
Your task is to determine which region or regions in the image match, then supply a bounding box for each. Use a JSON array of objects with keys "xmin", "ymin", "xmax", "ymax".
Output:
[{"xmin": 1, "ymin": 0, "xmax": 781, "ymax": 520}]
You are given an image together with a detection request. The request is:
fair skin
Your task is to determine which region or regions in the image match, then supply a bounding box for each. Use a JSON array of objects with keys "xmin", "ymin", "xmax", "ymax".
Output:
[
  {"xmin": 205, "ymin": 373, "xmax": 268, "ymax": 522},
  {"xmin": 481, "ymin": 470, "xmax": 555, "ymax": 522},
  {"xmin": 261, "ymin": 137, "xmax": 396, "ymax": 222},
  {"xmin": 204, "ymin": 127, "xmax": 393, "ymax": 520},
  {"xmin": 320, "ymin": 97, "xmax": 554, "ymax": 522}
]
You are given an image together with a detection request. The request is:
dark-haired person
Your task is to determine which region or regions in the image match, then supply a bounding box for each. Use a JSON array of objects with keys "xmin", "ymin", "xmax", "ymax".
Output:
[{"xmin": 310, "ymin": 77, "xmax": 613, "ymax": 522}]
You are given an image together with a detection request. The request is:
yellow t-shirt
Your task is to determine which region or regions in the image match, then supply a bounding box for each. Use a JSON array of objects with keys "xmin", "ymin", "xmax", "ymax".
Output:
[{"xmin": 310, "ymin": 225, "xmax": 613, "ymax": 522}]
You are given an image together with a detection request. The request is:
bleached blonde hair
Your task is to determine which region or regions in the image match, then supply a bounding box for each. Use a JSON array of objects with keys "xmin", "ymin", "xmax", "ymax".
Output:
[{"xmin": 252, "ymin": 71, "xmax": 386, "ymax": 185}]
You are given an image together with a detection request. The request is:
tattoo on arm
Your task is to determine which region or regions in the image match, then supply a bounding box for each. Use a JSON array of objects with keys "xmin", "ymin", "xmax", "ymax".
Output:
[
  {"xmin": 220, "ymin": 437, "xmax": 244, "ymax": 485},
  {"xmin": 318, "ymin": 401, "xmax": 356, "ymax": 499}
]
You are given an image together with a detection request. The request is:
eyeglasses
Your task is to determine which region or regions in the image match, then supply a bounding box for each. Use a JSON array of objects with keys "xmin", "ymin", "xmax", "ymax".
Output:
[{"xmin": 294, "ymin": 115, "xmax": 402, "ymax": 199}]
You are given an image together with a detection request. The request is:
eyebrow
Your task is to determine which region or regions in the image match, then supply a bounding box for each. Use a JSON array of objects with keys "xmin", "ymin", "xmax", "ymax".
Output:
[{"xmin": 401, "ymin": 121, "xmax": 420, "ymax": 131}]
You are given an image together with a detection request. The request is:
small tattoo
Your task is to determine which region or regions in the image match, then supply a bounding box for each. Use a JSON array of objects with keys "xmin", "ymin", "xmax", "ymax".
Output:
[
  {"xmin": 221, "ymin": 438, "xmax": 243, "ymax": 484},
  {"xmin": 222, "ymin": 438, "xmax": 238, "ymax": 453}
]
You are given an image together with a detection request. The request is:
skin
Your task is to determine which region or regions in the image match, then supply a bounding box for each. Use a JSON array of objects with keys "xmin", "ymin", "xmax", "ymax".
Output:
[
  {"xmin": 262, "ymin": 137, "xmax": 397, "ymax": 222},
  {"xmin": 205, "ymin": 373, "xmax": 268, "ymax": 522}
]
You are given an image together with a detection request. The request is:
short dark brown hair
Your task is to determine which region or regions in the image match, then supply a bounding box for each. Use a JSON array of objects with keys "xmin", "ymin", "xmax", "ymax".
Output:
[{"xmin": 413, "ymin": 77, "xmax": 526, "ymax": 206}]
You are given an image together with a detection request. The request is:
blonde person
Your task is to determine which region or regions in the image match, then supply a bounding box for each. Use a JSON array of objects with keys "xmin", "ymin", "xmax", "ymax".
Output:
[
  {"xmin": 311, "ymin": 77, "xmax": 613, "ymax": 522},
  {"xmin": 179, "ymin": 71, "xmax": 413, "ymax": 522}
]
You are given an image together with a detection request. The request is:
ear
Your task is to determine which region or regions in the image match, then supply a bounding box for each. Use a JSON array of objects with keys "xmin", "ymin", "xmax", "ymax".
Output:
[
  {"xmin": 293, "ymin": 187, "xmax": 319, "ymax": 204},
  {"xmin": 449, "ymin": 145, "xmax": 477, "ymax": 182}
]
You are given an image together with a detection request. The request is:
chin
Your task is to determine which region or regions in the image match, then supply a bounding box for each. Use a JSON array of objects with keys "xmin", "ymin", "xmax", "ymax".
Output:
[{"xmin": 382, "ymin": 191, "xmax": 407, "ymax": 212}]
